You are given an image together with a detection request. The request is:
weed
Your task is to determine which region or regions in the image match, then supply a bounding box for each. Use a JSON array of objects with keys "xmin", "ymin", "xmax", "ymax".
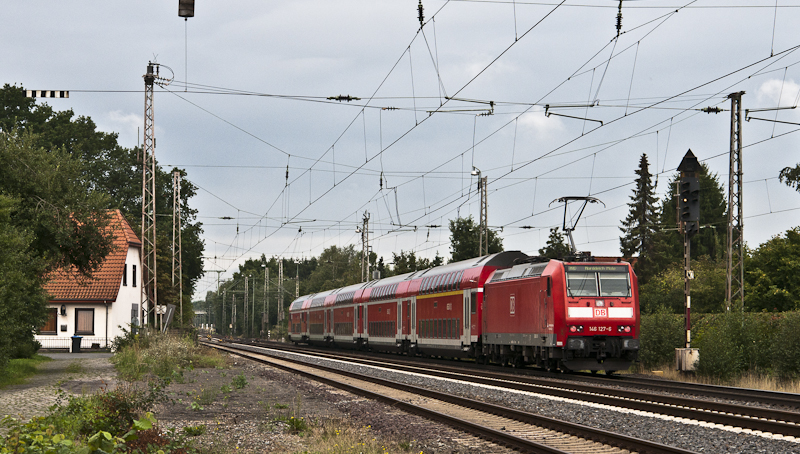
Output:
[
  {"xmin": 220, "ymin": 384, "xmax": 232, "ymax": 394},
  {"xmin": 183, "ymin": 424, "xmax": 207, "ymax": 436},
  {"xmin": 188, "ymin": 401, "xmax": 203, "ymax": 411},
  {"xmin": 274, "ymin": 403, "xmax": 289, "ymax": 409},
  {"xmin": 276, "ymin": 415, "xmax": 308, "ymax": 434},
  {"xmin": 65, "ymin": 361, "xmax": 84, "ymax": 374},
  {"xmin": 232, "ymin": 373, "xmax": 248, "ymax": 389},
  {"xmin": 196, "ymin": 388, "xmax": 219, "ymax": 406}
]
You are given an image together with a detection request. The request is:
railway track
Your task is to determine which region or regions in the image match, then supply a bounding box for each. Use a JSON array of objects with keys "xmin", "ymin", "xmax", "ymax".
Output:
[
  {"xmin": 212, "ymin": 337, "xmax": 800, "ymax": 440},
  {"xmin": 226, "ymin": 337, "xmax": 800, "ymax": 411},
  {"xmin": 204, "ymin": 340, "xmax": 694, "ymax": 454}
]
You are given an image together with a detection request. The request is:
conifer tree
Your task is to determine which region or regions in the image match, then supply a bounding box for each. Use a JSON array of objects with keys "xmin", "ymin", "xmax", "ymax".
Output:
[
  {"xmin": 620, "ymin": 154, "xmax": 658, "ymax": 283},
  {"xmin": 539, "ymin": 228, "xmax": 571, "ymax": 259}
]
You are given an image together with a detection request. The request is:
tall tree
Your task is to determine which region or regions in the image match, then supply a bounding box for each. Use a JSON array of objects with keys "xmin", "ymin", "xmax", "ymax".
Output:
[
  {"xmin": 0, "ymin": 130, "xmax": 115, "ymax": 370},
  {"xmin": 780, "ymin": 164, "xmax": 800, "ymax": 193},
  {"xmin": 745, "ymin": 227, "xmax": 800, "ymax": 312},
  {"xmin": 0, "ymin": 84, "xmax": 205, "ymax": 327},
  {"xmin": 448, "ymin": 216, "xmax": 503, "ymax": 262},
  {"xmin": 538, "ymin": 227, "xmax": 571, "ymax": 259},
  {"xmin": 620, "ymin": 154, "xmax": 659, "ymax": 284}
]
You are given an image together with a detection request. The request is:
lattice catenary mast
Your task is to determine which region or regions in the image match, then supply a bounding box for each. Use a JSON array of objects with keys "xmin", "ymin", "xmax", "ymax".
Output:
[{"xmin": 726, "ymin": 92, "xmax": 745, "ymax": 311}]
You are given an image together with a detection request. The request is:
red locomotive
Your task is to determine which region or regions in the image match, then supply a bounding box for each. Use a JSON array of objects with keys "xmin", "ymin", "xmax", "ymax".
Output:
[{"xmin": 288, "ymin": 251, "xmax": 639, "ymax": 372}]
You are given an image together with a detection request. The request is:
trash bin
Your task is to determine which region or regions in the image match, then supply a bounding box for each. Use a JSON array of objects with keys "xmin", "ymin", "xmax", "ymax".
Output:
[{"xmin": 71, "ymin": 336, "xmax": 82, "ymax": 353}]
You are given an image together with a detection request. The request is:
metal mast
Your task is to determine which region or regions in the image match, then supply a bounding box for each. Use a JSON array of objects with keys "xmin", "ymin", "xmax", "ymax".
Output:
[
  {"xmin": 479, "ymin": 176, "xmax": 488, "ymax": 256},
  {"xmin": 141, "ymin": 62, "xmax": 158, "ymax": 331},
  {"xmin": 359, "ymin": 211, "xmax": 370, "ymax": 281},
  {"xmin": 278, "ymin": 260, "xmax": 284, "ymax": 322},
  {"xmin": 726, "ymin": 92, "xmax": 745, "ymax": 311},
  {"xmin": 244, "ymin": 276, "xmax": 249, "ymax": 337},
  {"xmin": 172, "ymin": 171, "xmax": 183, "ymax": 330}
]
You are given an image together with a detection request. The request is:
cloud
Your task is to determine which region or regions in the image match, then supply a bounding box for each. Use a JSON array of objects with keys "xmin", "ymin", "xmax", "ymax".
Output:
[
  {"xmin": 517, "ymin": 110, "xmax": 565, "ymax": 138},
  {"xmin": 96, "ymin": 110, "xmax": 144, "ymax": 148},
  {"xmin": 757, "ymin": 79, "xmax": 800, "ymax": 107}
]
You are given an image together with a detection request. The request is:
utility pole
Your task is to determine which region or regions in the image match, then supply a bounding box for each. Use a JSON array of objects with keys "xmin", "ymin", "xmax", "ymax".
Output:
[
  {"xmin": 204, "ymin": 270, "xmax": 223, "ymax": 331},
  {"xmin": 726, "ymin": 91, "xmax": 745, "ymax": 312},
  {"xmin": 262, "ymin": 264, "xmax": 268, "ymax": 337},
  {"xmin": 278, "ymin": 259, "xmax": 284, "ymax": 323},
  {"xmin": 232, "ymin": 294, "xmax": 236, "ymax": 336},
  {"xmin": 295, "ymin": 262, "xmax": 299, "ymax": 298},
  {"xmin": 141, "ymin": 62, "xmax": 158, "ymax": 331},
  {"xmin": 244, "ymin": 276, "xmax": 249, "ymax": 337},
  {"xmin": 471, "ymin": 167, "xmax": 488, "ymax": 256},
  {"xmin": 222, "ymin": 289, "xmax": 226, "ymax": 335},
  {"xmin": 172, "ymin": 171, "xmax": 183, "ymax": 330},
  {"xmin": 358, "ymin": 212, "xmax": 370, "ymax": 282}
]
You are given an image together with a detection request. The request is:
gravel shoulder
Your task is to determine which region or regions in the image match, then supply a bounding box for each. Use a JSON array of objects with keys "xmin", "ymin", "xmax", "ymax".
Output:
[{"xmin": 0, "ymin": 350, "xmax": 495, "ymax": 453}]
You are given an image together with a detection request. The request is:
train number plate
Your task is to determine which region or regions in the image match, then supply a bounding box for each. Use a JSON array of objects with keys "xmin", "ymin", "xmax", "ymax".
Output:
[
  {"xmin": 588, "ymin": 325, "xmax": 613, "ymax": 332},
  {"xmin": 593, "ymin": 308, "xmax": 608, "ymax": 317}
]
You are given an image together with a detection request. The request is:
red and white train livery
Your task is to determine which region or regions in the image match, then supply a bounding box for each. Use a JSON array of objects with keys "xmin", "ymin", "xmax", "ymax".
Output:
[{"xmin": 288, "ymin": 251, "xmax": 639, "ymax": 372}]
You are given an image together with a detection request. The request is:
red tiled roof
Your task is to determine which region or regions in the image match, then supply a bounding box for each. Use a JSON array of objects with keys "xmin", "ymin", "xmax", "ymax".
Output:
[{"xmin": 44, "ymin": 210, "xmax": 140, "ymax": 302}]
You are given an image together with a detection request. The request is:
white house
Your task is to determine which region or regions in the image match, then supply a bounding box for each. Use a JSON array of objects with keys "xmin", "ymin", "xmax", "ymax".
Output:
[{"xmin": 36, "ymin": 210, "xmax": 142, "ymax": 351}]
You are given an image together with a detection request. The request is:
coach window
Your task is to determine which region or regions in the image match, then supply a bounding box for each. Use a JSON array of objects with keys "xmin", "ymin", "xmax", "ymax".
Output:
[
  {"xmin": 446, "ymin": 272, "xmax": 455, "ymax": 291},
  {"xmin": 75, "ymin": 308, "xmax": 95, "ymax": 335}
]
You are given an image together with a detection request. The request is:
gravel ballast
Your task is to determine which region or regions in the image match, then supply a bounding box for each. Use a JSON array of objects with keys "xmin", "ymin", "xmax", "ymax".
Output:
[{"xmin": 254, "ymin": 345, "xmax": 800, "ymax": 454}]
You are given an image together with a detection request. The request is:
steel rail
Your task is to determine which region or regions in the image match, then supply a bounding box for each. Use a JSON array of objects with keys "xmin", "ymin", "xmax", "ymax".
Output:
[
  {"xmin": 206, "ymin": 341, "xmax": 696, "ymax": 454},
  {"xmin": 213, "ymin": 338, "xmax": 800, "ymax": 438}
]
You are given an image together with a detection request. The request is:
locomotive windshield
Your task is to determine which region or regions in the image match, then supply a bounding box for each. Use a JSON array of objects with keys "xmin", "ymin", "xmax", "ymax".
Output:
[{"xmin": 565, "ymin": 265, "xmax": 631, "ymax": 297}]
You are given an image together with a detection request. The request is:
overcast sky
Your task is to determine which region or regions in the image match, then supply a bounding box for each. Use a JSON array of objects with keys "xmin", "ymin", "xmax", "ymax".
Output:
[{"xmin": 3, "ymin": 1, "xmax": 800, "ymax": 299}]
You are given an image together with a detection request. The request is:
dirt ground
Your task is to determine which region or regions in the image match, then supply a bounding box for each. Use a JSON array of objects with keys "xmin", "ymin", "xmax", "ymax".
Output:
[{"xmin": 153, "ymin": 353, "xmax": 485, "ymax": 453}]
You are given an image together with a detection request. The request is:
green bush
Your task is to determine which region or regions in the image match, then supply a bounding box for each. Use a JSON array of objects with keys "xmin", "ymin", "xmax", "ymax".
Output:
[
  {"xmin": 638, "ymin": 308, "xmax": 684, "ymax": 368},
  {"xmin": 693, "ymin": 312, "xmax": 777, "ymax": 380},
  {"xmin": 111, "ymin": 332, "xmax": 225, "ymax": 381},
  {"xmin": 771, "ymin": 312, "xmax": 800, "ymax": 379}
]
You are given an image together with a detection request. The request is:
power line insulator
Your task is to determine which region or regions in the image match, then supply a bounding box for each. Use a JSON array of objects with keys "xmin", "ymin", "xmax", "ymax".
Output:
[
  {"xmin": 702, "ymin": 106, "xmax": 723, "ymax": 114},
  {"xmin": 616, "ymin": 0, "xmax": 622, "ymax": 37},
  {"xmin": 418, "ymin": 0, "xmax": 424, "ymax": 29},
  {"xmin": 327, "ymin": 95, "xmax": 361, "ymax": 102}
]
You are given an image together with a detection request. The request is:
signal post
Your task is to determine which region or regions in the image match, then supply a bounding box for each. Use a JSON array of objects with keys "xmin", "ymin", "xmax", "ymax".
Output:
[{"xmin": 676, "ymin": 150, "xmax": 700, "ymax": 371}]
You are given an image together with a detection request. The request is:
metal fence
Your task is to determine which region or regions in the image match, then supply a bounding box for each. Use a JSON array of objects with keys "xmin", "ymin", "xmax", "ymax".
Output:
[{"xmin": 37, "ymin": 336, "xmax": 109, "ymax": 350}]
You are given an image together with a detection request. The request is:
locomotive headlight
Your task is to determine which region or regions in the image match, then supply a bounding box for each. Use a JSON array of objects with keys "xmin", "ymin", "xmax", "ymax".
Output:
[
  {"xmin": 595, "ymin": 300, "xmax": 605, "ymax": 307},
  {"xmin": 623, "ymin": 339, "xmax": 640, "ymax": 350},
  {"xmin": 617, "ymin": 325, "xmax": 632, "ymax": 333},
  {"xmin": 569, "ymin": 325, "xmax": 583, "ymax": 333},
  {"xmin": 567, "ymin": 338, "xmax": 585, "ymax": 350}
]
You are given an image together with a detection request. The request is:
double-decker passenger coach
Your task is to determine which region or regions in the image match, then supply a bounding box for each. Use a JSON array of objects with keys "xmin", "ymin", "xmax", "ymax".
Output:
[{"xmin": 289, "ymin": 251, "xmax": 639, "ymax": 373}]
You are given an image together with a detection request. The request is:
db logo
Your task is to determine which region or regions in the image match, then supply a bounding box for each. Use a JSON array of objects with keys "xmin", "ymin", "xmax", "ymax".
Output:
[{"xmin": 594, "ymin": 308, "xmax": 608, "ymax": 318}]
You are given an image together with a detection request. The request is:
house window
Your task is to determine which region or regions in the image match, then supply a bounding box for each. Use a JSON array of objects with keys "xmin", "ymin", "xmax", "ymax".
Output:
[
  {"xmin": 40, "ymin": 308, "xmax": 58, "ymax": 334},
  {"xmin": 123, "ymin": 264, "xmax": 128, "ymax": 286},
  {"xmin": 132, "ymin": 265, "xmax": 137, "ymax": 287},
  {"xmin": 76, "ymin": 309, "xmax": 95, "ymax": 335}
]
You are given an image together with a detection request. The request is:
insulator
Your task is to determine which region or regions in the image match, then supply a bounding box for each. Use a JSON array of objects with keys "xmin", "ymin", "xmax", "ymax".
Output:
[
  {"xmin": 285, "ymin": 165, "xmax": 289, "ymax": 184},
  {"xmin": 616, "ymin": 0, "xmax": 623, "ymax": 36},
  {"xmin": 380, "ymin": 172, "xmax": 383, "ymax": 189},
  {"xmin": 418, "ymin": 0, "xmax": 424, "ymax": 28}
]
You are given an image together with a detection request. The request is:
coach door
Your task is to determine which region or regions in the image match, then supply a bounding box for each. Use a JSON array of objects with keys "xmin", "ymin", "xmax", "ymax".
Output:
[
  {"xmin": 463, "ymin": 292, "xmax": 471, "ymax": 345},
  {"xmin": 397, "ymin": 302, "xmax": 402, "ymax": 338},
  {"xmin": 401, "ymin": 300, "xmax": 411, "ymax": 337}
]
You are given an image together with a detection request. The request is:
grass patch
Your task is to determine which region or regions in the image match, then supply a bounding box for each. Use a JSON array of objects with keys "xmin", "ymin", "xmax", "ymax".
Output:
[
  {"xmin": 111, "ymin": 332, "xmax": 227, "ymax": 381},
  {"xmin": 65, "ymin": 361, "xmax": 84, "ymax": 374},
  {"xmin": 640, "ymin": 363, "xmax": 800, "ymax": 393},
  {"xmin": 0, "ymin": 355, "xmax": 51, "ymax": 389},
  {"xmin": 297, "ymin": 419, "xmax": 418, "ymax": 454}
]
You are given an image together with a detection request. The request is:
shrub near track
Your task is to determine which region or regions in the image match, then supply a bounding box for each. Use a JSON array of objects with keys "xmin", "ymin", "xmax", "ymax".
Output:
[
  {"xmin": 640, "ymin": 310, "xmax": 800, "ymax": 384},
  {"xmin": 111, "ymin": 332, "xmax": 226, "ymax": 381}
]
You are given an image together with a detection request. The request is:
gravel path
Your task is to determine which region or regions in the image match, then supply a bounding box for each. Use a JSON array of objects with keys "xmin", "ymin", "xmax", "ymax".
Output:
[{"xmin": 0, "ymin": 353, "xmax": 117, "ymax": 423}]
